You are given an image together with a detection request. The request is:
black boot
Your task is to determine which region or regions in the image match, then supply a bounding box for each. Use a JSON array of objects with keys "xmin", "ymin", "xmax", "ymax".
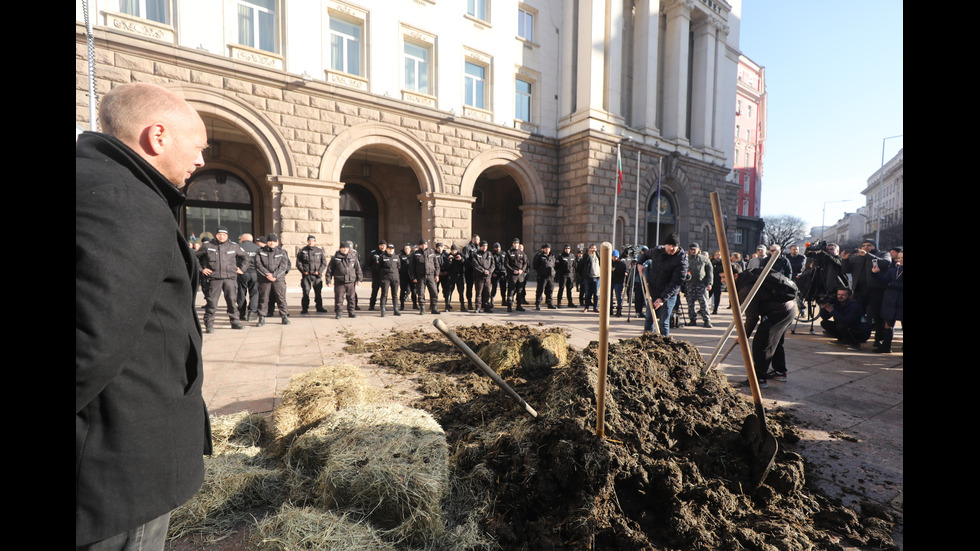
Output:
[
  {"xmin": 281, "ymin": 315, "xmax": 290, "ymax": 325},
  {"xmin": 257, "ymin": 316, "xmax": 265, "ymax": 327},
  {"xmin": 381, "ymin": 306, "xmax": 386, "ymax": 317}
]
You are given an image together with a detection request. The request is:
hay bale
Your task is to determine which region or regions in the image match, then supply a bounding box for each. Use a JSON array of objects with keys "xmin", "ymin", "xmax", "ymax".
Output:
[
  {"xmin": 285, "ymin": 404, "xmax": 449, "ymax": 545},
  {"xmin": 210, "ymin": 411, "xmax": 271, "ymax": 456},
  {"xmin": 251, "ymin": 504, "xmax": 396, "ymax": 551},
  {"xmin": 476, "ymin": 332, "xmax": 568, "ymax": 377},
  {"xmin": 477, "ymin": 340, "xmax": 522, "ymax": 373},
  {"xmin": 168, "ymin": 453, "xmax": 285, "ymax": 540},
  {"xmin": 274, "ymin": 364, "xmax": 379, "ymax": 447}
]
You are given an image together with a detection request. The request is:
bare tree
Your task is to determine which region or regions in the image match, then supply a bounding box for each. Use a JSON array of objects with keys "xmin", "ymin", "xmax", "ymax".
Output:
[{"xmin": 762, "ymin": 215, "xmax": 808, "ymax": 251}]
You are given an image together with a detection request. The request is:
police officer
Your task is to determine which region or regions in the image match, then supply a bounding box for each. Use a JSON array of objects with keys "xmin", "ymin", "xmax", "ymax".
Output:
[
  {"xmin": 411, "ymin": 239, "xmax": 441, "ymax": 314},
  {"xmin": 197, "ymin": 226, "xmax": 248, "ymax": 332},
  {"xmin": 256, "ymin": 233, "xmax": 291, "ymax": 326},
  {"xmin": 533, "ymin": 243, "xmax": 558, "ymax": 310},
  {"xmin": 442, "ymin": 244, "xmax": 467, "ymax": 312},
  {"xmin": 297, "ymin": 235, "xmax": 328, "ymax": 314},
  {"xmin": 555, "ymin": 244, "xmax": 576, "ymax": 308},
  {"xmin": 461, "ymin": 234, "xmax": 481, "ymax": 311},
  {"xmin": 378, "ymin": 243, "xmax": 401, "ymax": 316},
  {"xmin": 471, "ymin": 240, "xmax": 495, "ymax": 313},
  {"xmin": 366, "ymin": 240, "xmax": 389, "ymax": 311},
  {"xmin": 504, "ymin": 238, "xmax": 528, "ymax": 312},
  {"xmin": 237, "ymin": 233, "xmax": 260, "ymax": 321},
  {"xmin": 490, "ymin": 242, "xmax": 508, "ymax": 308},
  {"xmin": 326, "ymin": 241, "xmax": 363, "ymax": 319},
  {"xmin": 398, "ymin": 243, "xmax": 417, "ymax": 311}
]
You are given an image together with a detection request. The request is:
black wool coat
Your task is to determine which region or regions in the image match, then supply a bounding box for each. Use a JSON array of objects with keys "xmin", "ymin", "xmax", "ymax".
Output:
[{"xmin": 76, "ymin": 132, "xmax": 212, "ymax": 545}]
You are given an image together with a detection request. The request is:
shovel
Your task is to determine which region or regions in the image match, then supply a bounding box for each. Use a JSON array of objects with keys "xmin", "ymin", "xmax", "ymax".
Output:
[
  {"xmin": 635, "ymin": 263, "xmax": 661, "ymax": 334},
  {"xmin": 710, "ymin": 192, "xmax": 777, "ymax": 489},
  {"xmin": 433, "ymin": 319, "xmax": 537, "ymax": 418}
]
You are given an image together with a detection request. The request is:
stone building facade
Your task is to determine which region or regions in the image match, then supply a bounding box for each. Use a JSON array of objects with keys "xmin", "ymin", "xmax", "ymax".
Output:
[{"xmin": 76, "ymin": 0, "xmax": 742, "ymax": 281}]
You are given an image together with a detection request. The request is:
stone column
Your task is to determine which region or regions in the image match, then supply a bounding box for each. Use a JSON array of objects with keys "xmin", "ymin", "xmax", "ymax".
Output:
[
  {"xmin": 271, "ymin": 175, "xmax": 343, "ymax": 288},
  {"xmin": 661, "ymin": 0, "xmax": 691, "ymax": 143},
  {"xmin": 419, "ymin": 192, "xmax": 476, "ymax": 247},
  {"xmin": 519, "ymin": 203, "xmax": 560, "ymax": 249},
  {"xmin": 690, "ymin": 17, "xmax": 718, "ymax": 149},
  {"xmin": 632, "ymin": 0, "xmax": 661, "ymax": 135}
]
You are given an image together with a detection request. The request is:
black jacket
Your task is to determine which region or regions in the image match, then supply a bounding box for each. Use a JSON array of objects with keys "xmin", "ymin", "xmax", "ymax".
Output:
[
  {"xmin": 256, "ymin": 246, "xmax": 291, "ymax": 280},
  {"xmin": 297, "ymin": 245, "xmax": 327, "ymax": 276},
  {"xmin": 76, "ymin": 132, "xmax": 211, "ymax": 545},
  {"xmin": 645, "ymin": 246, "xmax": 688, "ymax": 301},
  {"xmin": 197, "ymin": 238, "xmax": 248, "ymax": 279},
  {"xmin": 327, "ymin": 250, "xmax": 363, "ymax": 284},
  {"xmin": 533, "ymin": 251, "xmax": 557, "ymax": 279}
]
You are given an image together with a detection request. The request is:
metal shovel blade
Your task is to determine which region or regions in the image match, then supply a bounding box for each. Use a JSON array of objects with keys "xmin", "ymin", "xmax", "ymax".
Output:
[{"xmin": 740, "ymin": 411, "xmax": 778, "ymax": 490}]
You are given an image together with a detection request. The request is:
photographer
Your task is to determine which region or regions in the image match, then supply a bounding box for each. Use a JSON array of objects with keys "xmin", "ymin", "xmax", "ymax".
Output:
[
  {"xmin": 819, "ymin": 287, "xmax": 871, "ymax": 350},
  {"xmin": 842, "ymin": 239, "xmax": 891, "ymax": 350},
  {"xmin": 798, "ymin": 241, "xmax": 847, "ymax": 305}
]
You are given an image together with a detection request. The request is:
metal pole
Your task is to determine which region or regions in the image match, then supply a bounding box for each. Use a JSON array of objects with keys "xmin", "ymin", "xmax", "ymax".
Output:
[
  {"xmin": 613, "ymin": 144, "xmax": 620, "ymax": 248},
  {"xmin": 655, "ymin": 157, "xmax": 662, "ymax": 246},
  {"xmin": 634, "ymin": 150, "xmax": 641, "ymax": 245},
  {"xmin": 876, "ymin": 134, "xmax": 903, "ymax": 245}
]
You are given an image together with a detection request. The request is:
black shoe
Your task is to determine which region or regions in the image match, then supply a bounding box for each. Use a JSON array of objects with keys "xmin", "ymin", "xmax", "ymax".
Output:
[
  {"xmin": 431, "ymin": 308, "xmax": 440, "ymax": 314},
  {"xmin": 508, "ymin": 305, "xmax": 513, "ymax": 312},
  {"xmin": 349, "ymin": 313, "xmax": 356, "ymax": 318},
  {"xmin": 368, "ymin": 306, "xmax": 375, "ymax": 311},
  {"xmin": 516, "ymin": 306, "xmax": 525, "ymax": 312},
  {"xmin": 246, "ymin": 312, "xmax": 254, "ymax": 322},
  {"xmin": 336, "ymin": 312, "xmax": 342, "ymax": 319},
  {"xmin": 316, "ymin": 307, "xmax": 328, "ymax": 313},
  {"xmin": 394, "ymin": 309, "xmax": 401, "ymax": 316},
  {"xmin": 301, "ymin": 309, "xmax": 309, "ymax": 314},
  {"xmin": 205, "ymin": 325, "xmax": 214, "ymax": 334},
  {"xmin": 257, "ymin": 316, "xmax": 265, "ymax": 327},
  {"xmin": 230, "ymin": 319, "xmax": 243, "ymax": 330},
  {"xmin": 547, "ymin": 304, "xmax": 557, "ymax": 309},
  {"xmin": 380, "ymin": 308, "xmax": 386, "ymax": 317},
  {"xmin": 703, "ymin": 321, "xmax": 713, "ymax": 328},
  {"xmin": 282, "ymin": 316, "xmax": 290, "ymax": 325},
  {"xmin": 536, "ymin": 304, "xmax": 541, "ymax": 310},
  {"xmin": 686, "ymin": 321, "xmax": 697, "ymax": 327}
]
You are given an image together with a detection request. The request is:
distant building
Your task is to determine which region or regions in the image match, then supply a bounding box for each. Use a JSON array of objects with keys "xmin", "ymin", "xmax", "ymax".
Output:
[
  {"xmin": 733, "ymin": 54, "xmax": 765, "ymax": 252},
  {"xmin": 863, "ymin": 148, "xmax": 903, "ymax": 246},
  {"xmin": 824, "ymin": 208, "xmax": 868, "ymax": 248},
  {"xmin": 76, "ymin": 0, "xmax": 744, "ymax": 276}
]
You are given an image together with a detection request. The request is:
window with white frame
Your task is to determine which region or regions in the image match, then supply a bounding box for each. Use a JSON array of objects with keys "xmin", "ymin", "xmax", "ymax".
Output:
[
  {"xmin": 515, "ymin": 78, "xmax": 532, "ymax": 122},
  {"xmin": 404, "ymin": 40, "xmax": 431, "ymax": 95},
  {"xmin": 329, "ymin": 14, "xmax": 363, "ymax": 76},
  {"xmin": 235, "ymin": 0, "xmax": 276, "ymax": 53},
  {"xmin": 465, "ymin": 61, "xmax": 487, "ymax": 110},
  {"xmin": 121, "ymin": 0, "xmax": 169, "ymax": 23},
  {"xmin": 468, "ymin": 0, "xmax": 488, "ymax": 21},
  {"xmin": 518, "ymin": 7, "xmax": 533, "ymax": 41}
]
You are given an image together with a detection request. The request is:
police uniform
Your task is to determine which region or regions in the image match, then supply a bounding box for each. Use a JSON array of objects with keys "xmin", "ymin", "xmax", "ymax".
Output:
[
  {"xmin": 297, "ymin": 236, "xmax": 328, "ymax": 313},
  {"xmin": 197, "ymin": 227, "xmax": 248, "ymax": 331},
  {"xmin": 256, "ymin": 233, "xmax": 291, "ymax": 325}
]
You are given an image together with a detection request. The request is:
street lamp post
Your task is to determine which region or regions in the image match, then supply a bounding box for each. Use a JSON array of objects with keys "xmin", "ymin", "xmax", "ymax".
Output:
[
  {"xmin": 821, "ymin": 199, "xmax": 852, "ymax": 241},
  {"xmin": 875, "ymin": 134, "xmax": 903, "ymax": 245}
]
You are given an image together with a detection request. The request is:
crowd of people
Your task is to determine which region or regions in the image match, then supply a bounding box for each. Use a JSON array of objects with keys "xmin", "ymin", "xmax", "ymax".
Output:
[{"xmin": 191, "ymin": 231, "xmax": 903, "ymax": 366}]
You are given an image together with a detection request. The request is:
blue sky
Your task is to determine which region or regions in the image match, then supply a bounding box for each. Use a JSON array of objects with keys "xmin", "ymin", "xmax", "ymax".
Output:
[{"xmin": 737, "ymin": 1, "xmax": 904, "ymax": 232}]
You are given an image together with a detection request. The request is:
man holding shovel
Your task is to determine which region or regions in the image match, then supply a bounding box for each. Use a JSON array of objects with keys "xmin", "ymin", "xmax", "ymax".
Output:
[{"xmin": 736, "ymin": 269, "xmax": 799, "ymax": 387}]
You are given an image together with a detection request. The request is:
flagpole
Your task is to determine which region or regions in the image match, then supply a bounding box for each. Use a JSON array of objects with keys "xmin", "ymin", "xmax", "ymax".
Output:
[
  {"xmin": 634, "ymin": 150, "xmax": 641, "ymax": 246},
  {"xmin": 656, "ymin": 156, "xmax": 663, "ymax": 246},
  {"xmin": 613, "ymin": 143, "xmax": 621, "ymax": 248}
]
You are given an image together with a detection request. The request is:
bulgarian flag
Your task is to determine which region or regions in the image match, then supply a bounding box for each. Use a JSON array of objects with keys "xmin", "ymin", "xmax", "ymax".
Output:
[{"xmin": 616, "ymin": 145, "xmax": 623, "ymax": 195}]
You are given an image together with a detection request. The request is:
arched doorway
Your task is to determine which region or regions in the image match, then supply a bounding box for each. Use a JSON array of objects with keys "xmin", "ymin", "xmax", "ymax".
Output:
[
  {"xmin": 647, "ymin": 190, "xmax": 678, "ymax": 246},
  {"xmin": 473, "ymin": 168, "xmax": 523, "ymax": 246},
  {"xmin": 339, "ymin": 183, "xmax": 378, "ymax": 260},
  {"xmin": 183, "ymin": 170, "xmax": 254, "ymax": 243}
]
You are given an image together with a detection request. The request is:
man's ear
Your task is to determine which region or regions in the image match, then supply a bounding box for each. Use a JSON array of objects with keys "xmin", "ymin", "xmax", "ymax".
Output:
[{"xmin": 142, "ymin": 122, "xmax": 168, "ymax": 156}]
